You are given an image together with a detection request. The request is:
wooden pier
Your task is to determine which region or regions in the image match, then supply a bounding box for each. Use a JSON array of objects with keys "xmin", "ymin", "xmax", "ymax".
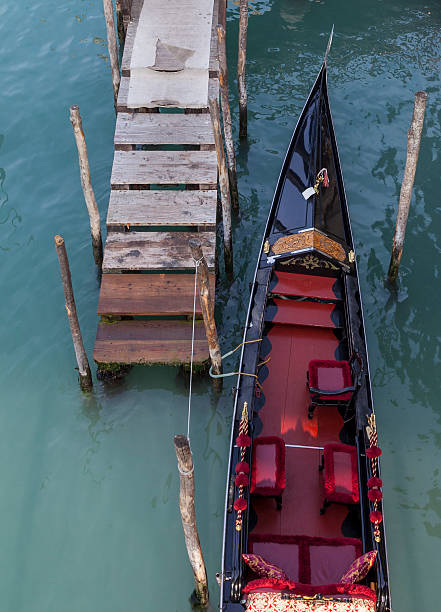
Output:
[{"xmin": 93, "ymin": 0, "xmax": 221, "ymax": 368}]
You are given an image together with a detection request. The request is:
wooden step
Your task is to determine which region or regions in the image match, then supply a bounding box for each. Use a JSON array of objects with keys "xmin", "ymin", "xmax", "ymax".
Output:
[
  {"xmin": 107, "ymin": 189, "xmax": 217, "ymax": 228},
  {"xmin": 111, "ymin": 150, "xmax": 217, "ymax": 187},
  {"xmin": 265, "ymin": 299, "xmax": 344, "ymax": 328},
  {"xmin": 270, "ymin": 272, "xmax": 343, "ymax": 301},
  {"xmin": 102, "ymin": 230, "xmax": 216, "ymax": 272},
  {"xmin": 117, "ymin": 76, "xmax": 219, "ymax": 113},
  {"xmin": 115, "ymin": 113, "xmax": 215, "ymax": 148},
  {"xmin": 122, "ymin": 0, "xmax": 219, "ymax": 77},
  {"xmin": 93, "ymin": 319, "xmax": 209, "ymax": 365},
  {"xmin": 97, "ymin": 273, "xmax": 216, "ymax": 316}
]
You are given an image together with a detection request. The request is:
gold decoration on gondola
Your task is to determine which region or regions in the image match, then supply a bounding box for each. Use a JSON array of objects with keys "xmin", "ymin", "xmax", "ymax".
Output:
[
  {"xmin": 280, "ymin": 255, "xmax": 339, "ymax": 271},
  {"xmin": 272, "ymin": 229, "xmax": 347, "ymax": 263},
  {"xmin": 313, "ymin": 168, "xmax": 330, "ymax": 194},
  {"xmin": 366, "ymin": 413, "xmax": 382, "ymax": 543},
  {"xmin": 235, "ymin": 402, "xmax": 249, "ymax": 532},
  {"xmin": 263, "ymin": 240, "xmax": 270, "ymax": 254},
  {"xmin": 348, "ymin": 250, "xmax": 355, "ymax": 263}
]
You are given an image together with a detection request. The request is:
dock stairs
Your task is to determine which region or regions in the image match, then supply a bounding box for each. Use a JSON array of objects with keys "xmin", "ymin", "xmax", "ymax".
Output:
[{"xmin": 93, "ymin": 0, "xmax": 220, "ymax": 367}]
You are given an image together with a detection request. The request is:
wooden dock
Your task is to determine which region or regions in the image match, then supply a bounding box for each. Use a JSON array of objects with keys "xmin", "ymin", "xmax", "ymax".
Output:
[{"xmin": 93, "ymin": 0, "xmax": 220, "ymax": 368}]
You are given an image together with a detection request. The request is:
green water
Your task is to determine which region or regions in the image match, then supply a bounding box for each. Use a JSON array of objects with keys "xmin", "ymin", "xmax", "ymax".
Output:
[{"xmin": 1, "ymin": 1, "xmax": 440, "ymax": 610}]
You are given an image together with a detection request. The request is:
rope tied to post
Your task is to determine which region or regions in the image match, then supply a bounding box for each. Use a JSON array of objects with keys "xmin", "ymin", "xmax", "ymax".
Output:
[
  {"xmin": 178, "ymin": 463, "xmax": 195, "ymax": 477},
  {"xmin": 209, "ymin": 338, "xmax": 269, "ymax": 391},
  {"xmin": 187, "ymin": 256, "xmax": 203, "ymax": 442}
]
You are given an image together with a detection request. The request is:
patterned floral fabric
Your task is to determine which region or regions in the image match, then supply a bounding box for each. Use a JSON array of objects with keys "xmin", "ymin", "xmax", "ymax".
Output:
[
  {"xmin": 340, "ymin": 551, "xmax": 377, "ymax": 584},
  {"xmin": 242, "ymin": 554, "xmax": 289, "ymax": 581},
  {"xmin": 245, "ymin": 592, "xmax": 376, "ymax": 612}
]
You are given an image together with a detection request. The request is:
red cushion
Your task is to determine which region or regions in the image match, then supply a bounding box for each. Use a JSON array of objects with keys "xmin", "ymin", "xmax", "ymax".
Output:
[
  {"xmin": 242, "ymin": 553, "xmax": 288, "ymax": 581},
  {"xmin": 308, "ymin": 359, "xmax": 353, "ymax": 401},
  {"xmin": 251, "ymin": 436, "xmax": 285, "ymax": 497},
  {"xmin": 324, "ymin": 443, "xmax": 359, "ymax": 504}
]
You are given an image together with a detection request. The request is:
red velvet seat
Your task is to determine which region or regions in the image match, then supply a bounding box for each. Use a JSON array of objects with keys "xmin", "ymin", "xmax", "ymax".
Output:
[
  {"xmin": 307, "ymin": 359, "xmax": 356, "ymax": 420},
  {"xmin": 320, "ymin": 443, "xmax": 359, "ymax": 514},
  {"xmin": 251, "ymin": 436, "xmax": 286, "ymax": 510}
]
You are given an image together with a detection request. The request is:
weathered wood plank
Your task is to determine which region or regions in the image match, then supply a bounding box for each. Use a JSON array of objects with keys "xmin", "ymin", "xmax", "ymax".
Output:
[
  {"xmin": 130, "ymin": 0, "xmax": 144, "ymax": 20},
  {"xmin": 117, "ymin": 76, "xmax": 219, "ymax": 112},
  {"xmin": 97, "ymin": 273, "xmax": 215, "ymax": 315},
  {"xmin": 94, "ymin": 319, "xmax": 209, "ymax": 365},
  {"xmin": 209, "ymin": 0, "xmax": 219, "ymax": 75},
  {"xmin": 110, "ymin": 150, "xmax": 217, "ymax": 186},
  {"xmin": 107, "ymin": 189, "xmax": 217, "ymax": 227},
  {"xmin": 114, "ymin": 113, "xmax": 215, "ymax": 146},
  {"xmin": 121, "ymin": 15, "xmax": 138, "ymax": 76},
  {"xmin": 102, "ymin": 230, "xmax": 216, "ymax": 272}
]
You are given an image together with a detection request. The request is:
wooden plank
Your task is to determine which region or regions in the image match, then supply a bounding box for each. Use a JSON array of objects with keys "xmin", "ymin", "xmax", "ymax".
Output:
[
  {"xmin": 121, "ymin": 16, "xmax": 138, "ymax": 76},
  {"xmin": 130, "ymin": 0, "xmax": 144, "ymax": 20},
  {"xmin": 117, "ymin": 76, "xmax": 219, "ymax": 112},
  {"xmin": 94, "ymin": 319, "xmax": 209, "ymax": 365},
  {"xmin": 114, "ymin": 113, "xmax": 215, "ymax": 146},
  {"xmin": 110, "ymin": 150, "xmax": 217, "ymax": 186},
  {"xmin": 102, "ymin": 230, "xmax": 216, "ymax": 272},
  {"xmin": 107, "ymin": 189, "xmax": 217, "ymax": 227},
  {"xmin": 97, "ymin": 273, "xmax": 216, "ymax": 315},
  {"xmin": 209, "ymin": 0, "xmax": 219, "ymax": 76}
]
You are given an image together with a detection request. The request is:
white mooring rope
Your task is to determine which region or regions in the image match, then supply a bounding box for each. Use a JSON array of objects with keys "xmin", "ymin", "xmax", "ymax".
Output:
[{"xmin": 187, "ymin": 256, "xmax": 203, "ymax": 442}]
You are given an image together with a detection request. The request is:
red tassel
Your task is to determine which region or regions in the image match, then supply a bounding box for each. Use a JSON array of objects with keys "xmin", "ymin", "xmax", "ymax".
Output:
[
  {"xmin": 370, "ymin": 511, "xmax": 383, "ymax": 524},
  {"xmin": 323, "ymin": 169, "xmax": 329, "ymax": 187},
  {"xmin": 234, "ymin": 498, "xmax": 248, "ymax": 511},
  {"xmin": 236, "ymin": 434, "xmax": 251, "ymax": 447},
  {"xmin": 235, "ymin": 473, "xmax": 249, "ymax": 487},
  {"xmin": 366, "ymin": 446, "xmax": 382, "ymax": 459},
  {"xmin": 368, "ymin": 488, "xmax": 383, "ymax": 502},
  {"xmin": 367, "ymin": 477, "xmax": 383, "ymax": 489},
  {"xmin": 235, "ymin": 461, "xmax": 250, "ymax": 475}
]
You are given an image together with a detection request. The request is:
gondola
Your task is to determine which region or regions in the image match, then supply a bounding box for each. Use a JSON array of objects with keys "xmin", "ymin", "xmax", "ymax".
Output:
[{"xmin": 219, "ymin": 33, "xmax": 392, "ymax": 612}]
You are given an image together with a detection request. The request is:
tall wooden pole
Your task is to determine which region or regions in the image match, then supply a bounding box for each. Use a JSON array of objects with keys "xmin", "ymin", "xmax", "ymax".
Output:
[
  {"xmin": 388, "ymin": 91, "xmax": 427, "ymax": 283},
  {"xmin": 69, "ymin": 105, "xmax": 103, "ymax": 268},
  {"xmin": 217, "ymin": 25, "xmax": 239, "ymax": 212},
  {"xmin": 102, "ymin": 0, "xmax": 121, "ymax": 109},
  {"xmin": 189, "ymin": 239, "xmax": 222, "ymax": 384},
  {"xmin": 174, "ymin": 435, "xmax": 209, "ymax": 606},
  {"xmin": 209, "ymin": 98, "xmax": 233, "ymax": 280},
  {"xmin": 237, "ymin": 0, "xmax": 249, "ymax": 139},
  {"xmin": 54, "ymin": 235, "xmax": 93, "ymax": 392}
]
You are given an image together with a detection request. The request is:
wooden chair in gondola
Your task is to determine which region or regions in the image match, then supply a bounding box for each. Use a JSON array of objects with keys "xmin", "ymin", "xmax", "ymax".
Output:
[
  {"xmin": 319, "ymin": 443, "xmax": 359, "ymax": 515},
  {"xmin": 306, "ymin": 354, "xmax": 362, "ymax": 420},
  {"xmin": 251, "ymin": 436, "xmax": 286, "ymax": 510}
]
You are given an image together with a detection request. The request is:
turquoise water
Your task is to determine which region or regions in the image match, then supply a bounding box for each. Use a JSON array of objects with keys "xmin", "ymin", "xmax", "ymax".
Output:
[{"xmin": 1, "ymin": 0, "xmax": 440, "ymax": 610}]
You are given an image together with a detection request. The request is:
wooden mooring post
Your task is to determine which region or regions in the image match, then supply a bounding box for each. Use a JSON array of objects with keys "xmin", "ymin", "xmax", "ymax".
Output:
[
  {"xmin": 388, "ymin": 91, "xmax": 427, "ymax": 284},
  {"xmin": 102, "ymin": 0, "xmax": 121, "ymax": 109},
  {"xmin": 209, "ymin": 97, "xmax": 234, "ymax": 280},
  {"xmin": 54, "ymin": 235, "xmax": 93, "ymax": 392},
  {"xmin": 238, "ymin": 0, "xmax": 249, "ymax": 139},
  {"xmin": 217, "ymin": 25, "xmax": 239, "ymax": 212},
  {"xmin": 69, "ymin": 105, "xmax": 103, "ymax": 268},
  {"xmin": 174, "ymin": 435, "xmax": 209, "ymax": 607},
  {"xmin": 189, "ymin": 238, "xmax": 222, "ymax": 388}
]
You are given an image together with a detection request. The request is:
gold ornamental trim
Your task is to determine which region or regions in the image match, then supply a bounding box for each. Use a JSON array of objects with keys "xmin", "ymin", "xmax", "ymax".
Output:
[{"xmin": 271, "ymin": 229, "xmax": 347, "ymax": 263}]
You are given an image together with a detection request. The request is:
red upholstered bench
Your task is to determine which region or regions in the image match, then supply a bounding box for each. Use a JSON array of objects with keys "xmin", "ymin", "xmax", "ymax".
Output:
[
  {"xmin": 251, "ymin": 436, "xmax": 286, "ymax": 510},
  {"xmin": 320, "ymin": 443, "xmax": 359, "ymax": 514},
  {"xmin": 248, "ymin": 533, "xmax": 362, "ymax": 585}
]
